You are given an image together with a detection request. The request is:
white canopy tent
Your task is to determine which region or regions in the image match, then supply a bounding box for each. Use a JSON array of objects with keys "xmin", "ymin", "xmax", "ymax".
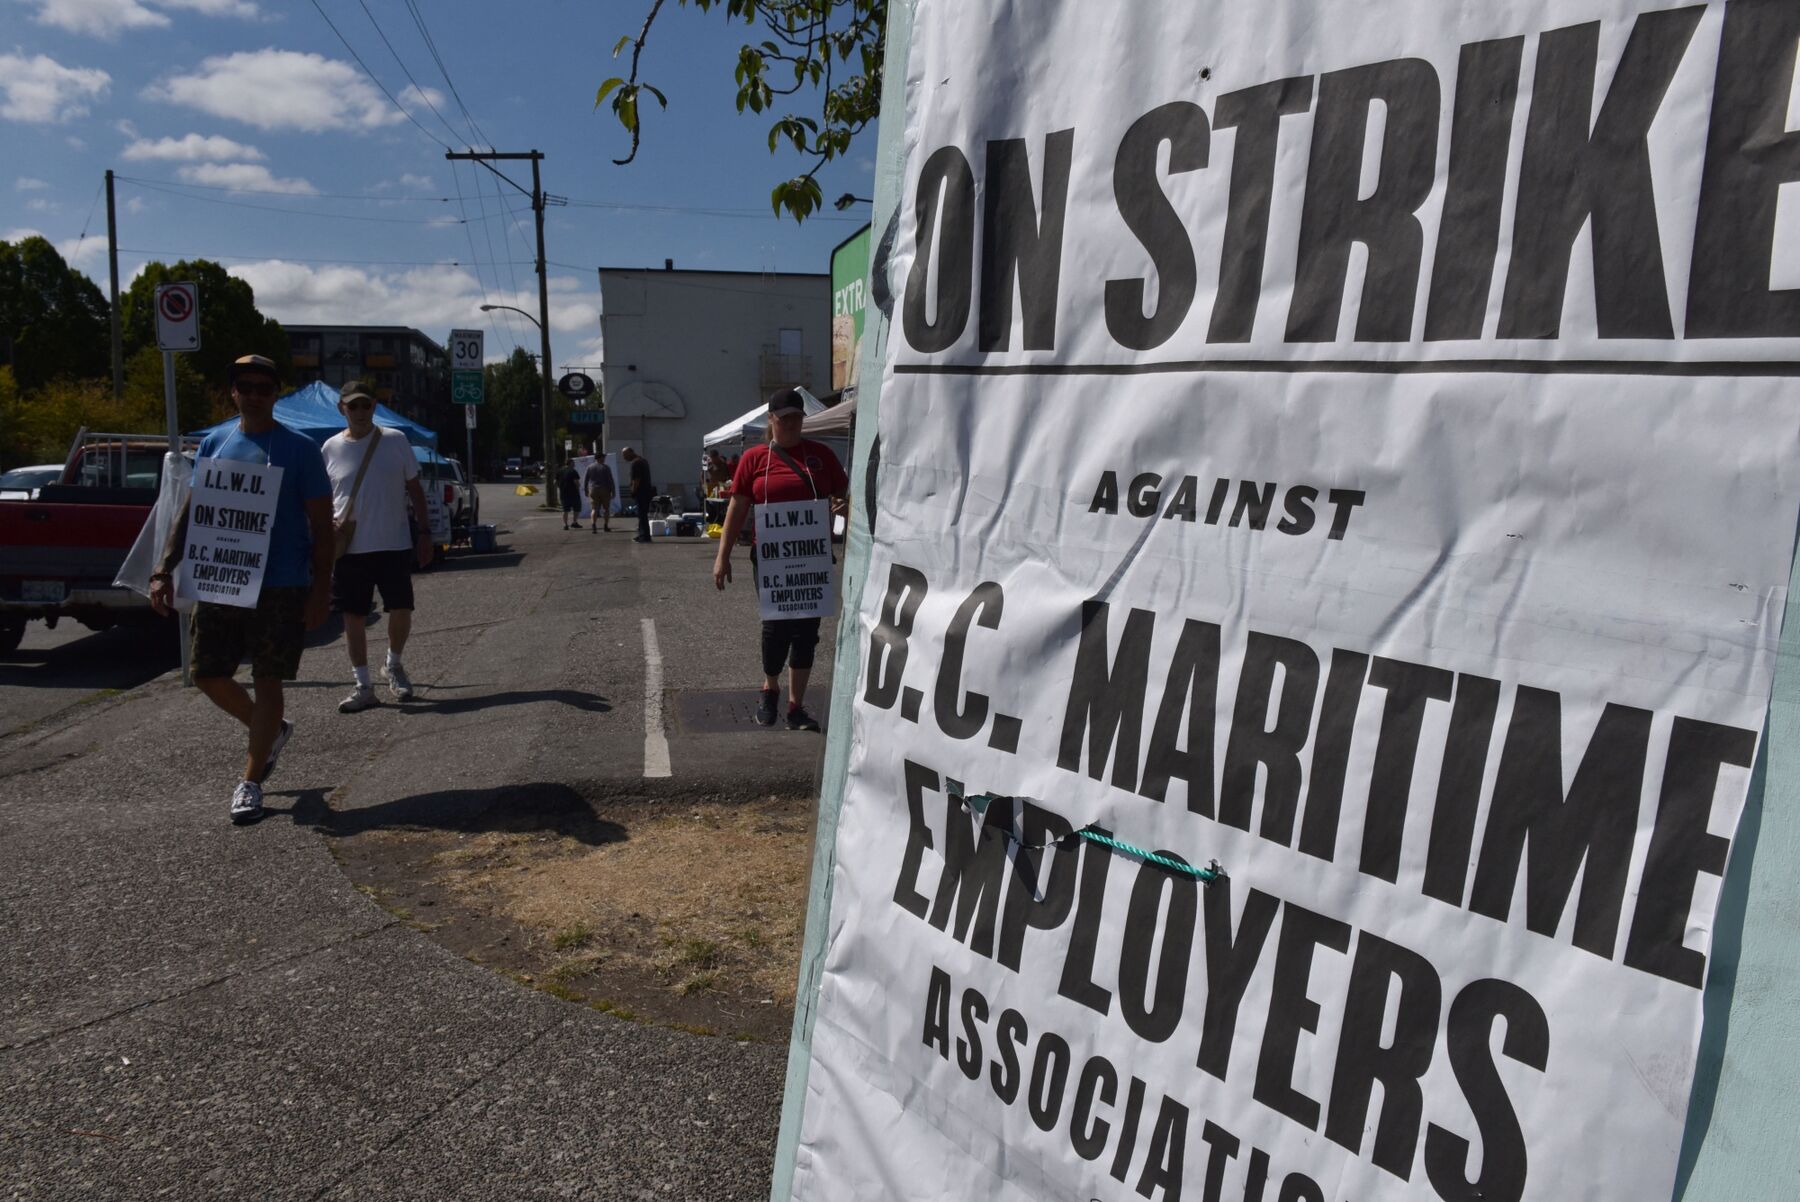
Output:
[{"xmin": 701, "ymin": 387, "xmax": 828, "ymax": 449}]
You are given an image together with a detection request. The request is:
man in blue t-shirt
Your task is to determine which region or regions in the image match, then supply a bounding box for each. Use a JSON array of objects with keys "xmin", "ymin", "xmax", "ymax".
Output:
[{"xmin": 149, "ymin": 354, "xmax": 334, "ymax": 825}]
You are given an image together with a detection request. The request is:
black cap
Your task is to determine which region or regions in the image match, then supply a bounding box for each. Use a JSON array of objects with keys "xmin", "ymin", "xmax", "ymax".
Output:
[{"xmin": 768, "ymin": 388, "xmax": 806, "ymax": 414}]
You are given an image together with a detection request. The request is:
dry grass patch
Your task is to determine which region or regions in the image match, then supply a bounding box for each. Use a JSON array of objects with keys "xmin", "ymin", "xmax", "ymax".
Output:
[{"xmin": 430, "ymin": 795, "xmax": 812, "ymax": 1011}]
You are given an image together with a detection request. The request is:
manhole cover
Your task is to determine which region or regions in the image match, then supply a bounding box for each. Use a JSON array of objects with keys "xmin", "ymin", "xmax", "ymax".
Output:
[{"xmin": 674, "ymin": 688, "xmax": 775, "ymax": 733}]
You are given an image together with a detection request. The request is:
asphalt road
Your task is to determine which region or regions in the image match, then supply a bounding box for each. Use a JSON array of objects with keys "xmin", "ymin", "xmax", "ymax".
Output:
[{"xmin": 0, "ymin": 489, "xmax": 843, "ymax": 1201}]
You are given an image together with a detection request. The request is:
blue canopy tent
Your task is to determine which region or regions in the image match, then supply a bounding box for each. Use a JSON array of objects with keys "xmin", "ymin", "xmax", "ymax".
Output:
[{"xmin": 190, "ymin": 381, "xmax": 439, "ymax": 449}]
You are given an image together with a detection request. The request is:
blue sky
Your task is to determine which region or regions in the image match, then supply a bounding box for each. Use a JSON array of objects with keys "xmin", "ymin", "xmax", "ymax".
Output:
[{"xmin": 0, "ymin": 0, "xmax": 877, "ymax": 368}]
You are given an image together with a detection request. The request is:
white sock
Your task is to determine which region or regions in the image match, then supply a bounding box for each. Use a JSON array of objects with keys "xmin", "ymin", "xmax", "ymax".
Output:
[
  {"xmin": 386, "ymin": 650, "xmax": 403, "ymax": 669},
  {"xmin": 353, "ymin": 665, "xmax": 372, "ymax": 687}
]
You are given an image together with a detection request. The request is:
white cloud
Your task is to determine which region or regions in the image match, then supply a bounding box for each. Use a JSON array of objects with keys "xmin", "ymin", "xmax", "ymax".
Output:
[
  {"xmin": 15, "ymin": 177, "xmax": 50, "ymax": 191},
  {"xmin": 229, "ymin": 261, "xmax": 601, "ymax": 350},
  {"xmin": 25, "ymin": 197, "xmax": 57, "ymax": 212},
  {"xmin": 64, "ymin": 134, "xmax": 86, "ymax": 150},
  {"xmin": 59, "ymin": 233, "xmax": 106, "ymax": 271},
  {"xmin": 23, "ymin": 0, "xmax": 259, "ymax": 37},
  {"xmin": 122, "ymin": 132, "xmax": 264, "ymax": 162},
  {"xmin": 0, "ymin": 227, "xmax": 105, "ymax": 271},
  {"xmin": 398, "ymin": 173, "xmax": 434, "ymax": 190},
  {"xmin": 28, "ymin": 0, "xmax": 168, "ymax": 36},
  {"xmin": 147, "ymin": 49, "xmax": 442, "ymax": 133},
  {"xmin": 158, "ymin": 0, "xmax": 258, "ymax": 16},
  {"xmin": 176, "ymin": 162, "xmax": 315, "ymax": 194},
  {"xmin": 0, "ymin": 53, "xmax": 110, "ymax": 123},
  {"xmin": 125, "ymin": 195, "xmax": 146, "ymax": 213}
]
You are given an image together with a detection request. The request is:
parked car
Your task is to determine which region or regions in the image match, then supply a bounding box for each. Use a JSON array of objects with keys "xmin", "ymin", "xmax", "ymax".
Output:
[
  {"xmin": 414, "ymin": 447, "xmax": 479, "ymax": 550},
  {"xmin": 0, "ymin": 431, "xmax": 194, "ymax": 654},
  {"xmin": 0, "ymin": 464, "xmax": 64, "ymax": 501},
  {"xmin": 502, "ymin": 457, "xmax": 522, "ymax": 480}
]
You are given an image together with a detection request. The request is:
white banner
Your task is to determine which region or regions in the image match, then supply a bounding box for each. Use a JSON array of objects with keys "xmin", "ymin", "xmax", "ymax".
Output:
[
  {"xmin": 787, "ymin": 2, "xmax": 1800, "ymax": 1201},
  {"xmin": 176, "ymin": 456, "xmax": 282, "ymax": 609},
  {"xmin": 757, "ymin": 499, "xmax": 836, "ymax": 620}
]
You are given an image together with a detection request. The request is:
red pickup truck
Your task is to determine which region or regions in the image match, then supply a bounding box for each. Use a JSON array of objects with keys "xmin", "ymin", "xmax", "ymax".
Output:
[{"xmin": 0, "ymin": 431, "xmax": 195, "ymax": 654}]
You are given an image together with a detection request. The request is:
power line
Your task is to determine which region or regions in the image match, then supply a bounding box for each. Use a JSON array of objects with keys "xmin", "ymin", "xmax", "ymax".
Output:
[
  {"xmin": 117, "ymin": 177, "xmax": 468, "ymax": 224},
  {"xmin": 405, "ymin": 0, "xmax": 489, "ymax": 147},
  {"xmin": 355, "ymin": 0, "xmax": 464, "ymax": 147},
  {"xmin": 309, "ymin": 0, "xmax": 451, "ymax": 151},
  {"xmin": 113, "ymin": 173, "xmax": 451, "ymax": 202},
  {"xmin": 116, "ymin": 245, "xmax": 497, "ymax": 266}
]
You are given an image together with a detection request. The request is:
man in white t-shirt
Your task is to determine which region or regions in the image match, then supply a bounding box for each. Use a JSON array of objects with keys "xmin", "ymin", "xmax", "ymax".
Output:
[{"xmin": 321, "ymin": 385, "xmax": 432, "ymax": 713}]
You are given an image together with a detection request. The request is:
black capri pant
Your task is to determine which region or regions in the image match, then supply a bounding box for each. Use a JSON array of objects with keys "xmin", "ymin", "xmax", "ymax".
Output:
[{"xmin": 763, "ymin": 616, "xmax": 822, "ymax": 676}]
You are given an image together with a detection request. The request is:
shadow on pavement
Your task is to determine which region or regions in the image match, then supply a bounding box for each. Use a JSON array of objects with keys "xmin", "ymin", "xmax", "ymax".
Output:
[
  {"xmin": 428, "ymin": 551, "xmax": 525, "ymax": 573},
  {"xmin": 0, "ymin": 623, "xmax": 177, "ymax": 687},
  {"xmin": 402, "ymin": 688, "xmax": 611, "ymax": 716},
  {"xmin": 316, "ymin": 781, "xmax": 627, "ymax": 845},
  {"xmin": 263, "ymin": 786, "xmax": 334, "ymax": 827}
]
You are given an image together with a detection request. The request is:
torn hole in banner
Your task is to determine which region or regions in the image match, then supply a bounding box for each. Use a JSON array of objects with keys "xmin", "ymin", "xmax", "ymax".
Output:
[{"xmin": 945, "ymin": 781, "xmax": 1224, "ymax": 885}]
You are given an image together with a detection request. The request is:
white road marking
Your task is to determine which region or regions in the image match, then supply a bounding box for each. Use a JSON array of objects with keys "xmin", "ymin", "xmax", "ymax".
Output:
[{"xmin": 641, "ymin": 617, "xmax": 672, "ymax": 779}]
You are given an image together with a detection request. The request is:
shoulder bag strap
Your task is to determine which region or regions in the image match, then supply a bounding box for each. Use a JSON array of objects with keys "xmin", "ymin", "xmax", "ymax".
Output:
[
  {"xmin": 343, "ymin": 426, "xmax": 382, "ymax": 521},
  {"xmin": 769, "ymin": 442, "xmax": 819, "ymax": 499}
]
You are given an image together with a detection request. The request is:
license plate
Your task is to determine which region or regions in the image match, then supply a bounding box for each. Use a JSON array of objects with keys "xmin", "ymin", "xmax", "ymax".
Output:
[{"xmin": 21, "ymin": 580, "xmax": 66, "ymax": 603}]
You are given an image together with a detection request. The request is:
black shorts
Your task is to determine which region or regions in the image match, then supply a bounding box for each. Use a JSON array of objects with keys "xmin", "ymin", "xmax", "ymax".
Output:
[
  {"xmin": 190, "ymin": 586, "xmax": 308, "ymax": 681},
  {"xmin": 562, "ymin": 489, "xmax": 581, "ymax": 514},
  {"xmin": 331, "ymin": 549, "xmax": 415, "ymax": 616}
]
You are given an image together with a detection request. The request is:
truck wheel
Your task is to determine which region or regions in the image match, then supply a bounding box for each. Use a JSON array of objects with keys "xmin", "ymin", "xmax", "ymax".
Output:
[{"xmin": 0, "ymin": 618, "xmax": 25, "ymax": 656}]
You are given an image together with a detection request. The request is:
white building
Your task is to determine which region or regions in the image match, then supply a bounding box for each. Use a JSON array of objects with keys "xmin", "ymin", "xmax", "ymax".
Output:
[{"xmin": 597, "ymin": 265, "xmax": 831, "ymax": 504}]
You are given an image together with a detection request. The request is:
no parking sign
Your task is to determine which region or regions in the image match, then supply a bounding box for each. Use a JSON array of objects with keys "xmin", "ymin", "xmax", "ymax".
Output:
[{"xmin": 155, "ymin": 282, "xmax": 199, "ymax": 352}]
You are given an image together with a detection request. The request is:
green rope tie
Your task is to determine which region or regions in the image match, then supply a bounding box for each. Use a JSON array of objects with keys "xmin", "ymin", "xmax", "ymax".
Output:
[{"xmin": 949, "ymin": 785, "xmax": 1222, "ymax": 884}]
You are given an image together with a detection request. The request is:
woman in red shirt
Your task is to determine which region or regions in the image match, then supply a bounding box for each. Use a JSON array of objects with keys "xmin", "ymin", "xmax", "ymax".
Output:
[{"xmin": 712, "ymin": 389, "xmax": 849, "ymax": 731}]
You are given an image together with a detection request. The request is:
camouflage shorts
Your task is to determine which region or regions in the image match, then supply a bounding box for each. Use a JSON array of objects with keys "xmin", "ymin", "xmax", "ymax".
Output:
[{"xmin": 190, "ymin": 586, "xmax": 308, "ymax": 681}]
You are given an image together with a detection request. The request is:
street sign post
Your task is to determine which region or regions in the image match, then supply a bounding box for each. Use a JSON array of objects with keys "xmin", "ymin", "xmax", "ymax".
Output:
[
  {"xmin": 154, "ymin": 282, "xmax": 199, "ymax": 352},
  {"xmin": 465, "ymin": 404, "xmax": 477, "ymax": 429},
  {"xmin": 449, "ymin": 328, "xmax": 484, "ymax": 406},
  {"xmin": 153, "ymin": 281, "xmax": 198, "ymax": 686}
]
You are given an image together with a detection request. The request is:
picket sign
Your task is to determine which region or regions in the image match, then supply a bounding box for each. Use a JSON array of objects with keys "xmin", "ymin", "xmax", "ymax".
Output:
[
  {"xmin": 774, "ymin": 2, "xmax": 1800, "ymax": 1201},
  {"xmin": 175, "ymin": 457, "xmax": 282, "ymax": 609}
]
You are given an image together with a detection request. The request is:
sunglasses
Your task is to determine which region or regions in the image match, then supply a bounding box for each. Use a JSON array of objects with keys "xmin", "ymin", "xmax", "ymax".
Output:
[
  {"xmin": 344, "ymin": 400, "xmax": 374, "ymax": 411},
  {"xmin": 235, "ymin": 380, "xmax": 277, "ymax": 397}
]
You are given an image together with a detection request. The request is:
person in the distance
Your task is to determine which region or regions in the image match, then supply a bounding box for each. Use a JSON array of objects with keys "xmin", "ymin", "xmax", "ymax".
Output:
[{"xmin": 711, "ymin": 388, "xmax": 848, "ymax": 731}]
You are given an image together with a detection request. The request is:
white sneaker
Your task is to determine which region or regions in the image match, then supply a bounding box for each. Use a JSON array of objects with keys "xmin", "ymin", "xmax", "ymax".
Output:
[
  {"xmin": 338, "ymin": 684, "xmax": 378, "ymax": 713},
  {"xmin": 383, "ymin": 660, "xmax": 414, "ymax": 702},
  {"xmin": 230, "ymin": 780, "xmax": 264, "ymax": 824},
  {"xmin": 262, "ymin": 719, "xmax": 293, "ymax": 782}
]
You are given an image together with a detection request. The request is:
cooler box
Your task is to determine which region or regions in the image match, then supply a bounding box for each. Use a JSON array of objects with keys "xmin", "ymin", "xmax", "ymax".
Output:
[
  {"xmin": 470, "ymin": 523, "xmax": 498, "ymax": 553},
  {"xmin": 649, "ymin": 519, "xmax": 672, "ymax": 537}
]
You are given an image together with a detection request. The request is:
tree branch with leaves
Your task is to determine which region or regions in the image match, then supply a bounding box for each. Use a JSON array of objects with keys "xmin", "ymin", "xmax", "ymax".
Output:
[{"xmin": 597, "ymin": 0, "xmax": 885, "ymax": 222}]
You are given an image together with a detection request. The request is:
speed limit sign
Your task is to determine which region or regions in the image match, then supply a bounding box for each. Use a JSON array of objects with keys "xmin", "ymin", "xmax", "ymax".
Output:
[
  {"xmin": 449, "ymin": 328, "xmax": 483, "ymax": 370},
  {"xmin": 449, "ymin": 328, "xmax": 484, "ymax": 405}
]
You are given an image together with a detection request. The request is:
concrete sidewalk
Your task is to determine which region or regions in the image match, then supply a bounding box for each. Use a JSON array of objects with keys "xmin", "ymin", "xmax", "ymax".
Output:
[{"xmin": 0, "ymin": 491, "xmax": 836, "ymax": 1200}]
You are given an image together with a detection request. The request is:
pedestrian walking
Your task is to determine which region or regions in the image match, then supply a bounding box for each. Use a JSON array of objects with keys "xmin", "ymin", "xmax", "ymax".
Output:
[
  {"xmin": 621, "ymin": 446, "xmax": 655, "ymax": 542},
  {"xmin": 558, "ymin": 461, "xmax": 582, "ymax": 529},
  {"xmin": 322, "ymin": 385, "xmax": 433, "ymax": 714},
  {"xmin": 585, "ymin": 455, "xmax": 615, "ymax": 532},
  {"xmin": 148, "ymin": 355, "xmax": 334, "ymax": 824},
  {"xmin": 711, "ymin": 388, "xmax": 849, "ymax": 732}
]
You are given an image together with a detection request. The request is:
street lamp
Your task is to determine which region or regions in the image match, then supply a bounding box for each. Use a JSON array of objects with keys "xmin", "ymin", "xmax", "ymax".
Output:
[{"xmin": 480, "ymin": 303, "xmax": 558, "ymax": 507}]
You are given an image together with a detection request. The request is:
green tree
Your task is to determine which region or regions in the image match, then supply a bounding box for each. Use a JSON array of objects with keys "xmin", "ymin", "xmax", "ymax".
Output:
[
  {"xmin": 0, "ymin": 237, "xmax": 110, "ymax": 392},
  {"xmin": 600, "ymin": 0, "xmax": 883, "ymax": 220},
  {"xmin": 121, "ymin": 260, "xmax": 291, "ymax": 402},
  {"xmin": 122, "ymin": 346, "xmax": 214, "ymax": 433},
  {"xmin": 473, "ymin": 349, "xmax": 543, "ymax": 472}
]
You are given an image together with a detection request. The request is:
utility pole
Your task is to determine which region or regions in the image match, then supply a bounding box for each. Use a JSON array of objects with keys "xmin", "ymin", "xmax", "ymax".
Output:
[
  {"xmin": 105, "ymin": 170, "xmax": 123, "ymax": 400},
  {"xmin": 444, "ymin": 148, "xmax": 560, "ymax": 507}
]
